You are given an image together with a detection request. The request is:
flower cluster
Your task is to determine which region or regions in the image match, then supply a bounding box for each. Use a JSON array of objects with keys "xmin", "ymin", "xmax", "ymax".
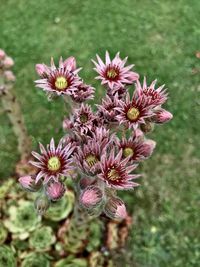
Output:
[
  {"xmin": 0, "ymin": 49, "xmax": 15, "ymax": 95},
  {"xmin": 19, "ymin": 52, "xmax": 173, "ymax": 220}
]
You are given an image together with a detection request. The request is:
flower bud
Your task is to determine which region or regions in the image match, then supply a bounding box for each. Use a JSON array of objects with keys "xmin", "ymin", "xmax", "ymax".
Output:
[
  {"xmin": 4, "ymin": 70, "xmax": 16, "ymax": 82},
  {"xmin": 0, "ymin": 49, "xmax": 5, "ymax": 60},
  {"xmin": 79, "ymin": 177, "xmax": 94, "ymax": 190},
  {"xmin": 45, "ymin": 181, "xmax": 66, "ymax": 201},
  {"xmin": 104, "ymin": 197, "xmax": 127, "ymax": 221},
  {"xmin": 140, "ymin": 121, "xmax": 154, "ymax": 133},
  {"xmin": 63, "ymin": 56, "xmax": 76, "ymax": 71},
  {"xmin": 152, "ymin": 109, "xmax": 173, "ymax": 124},
  {"xmin": 79, "ymin": 186, "xmax": 103, "ymax": 209},
  {"xmin": 3, "ymin": 56, "xmax": 14, "ymax": 68},
  {"xmin": 35, "ymin": 64, "xmax": 47, "ymax": 77},
  {"xmin": 18, "ymin": 175, "xmax": 41, "ymax": 192},
  {"xmin": 34, "ymin": 194, "xmax": 50, "ymax": 215},
  {"xmin": 142, "ymin": 139, "xmax": 156, "ymax": 158}
]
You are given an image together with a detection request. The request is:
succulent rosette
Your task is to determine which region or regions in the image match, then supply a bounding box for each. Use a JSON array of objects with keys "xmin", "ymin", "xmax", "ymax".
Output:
[
  {"xmin": 4, "ymin": 200, "xmax": 41, "ymax": 239},
  {"xmin": 92, "ymin": 51, "xmax": 139, "ymax": 90},
  {"xmin": 54, "ymin": 256, "xmax": 87, "ymax": 267},
  {"xmin": 0, "ymin": 245, "xmax": 16, "ymax": 267},
  {"xmin": 30, "ymin": 138, "xmax": 74, "ymax": 184},
  {"xmin": 29, "ymin": 226, "xmax": 56, "ymax": 251},
  {"xmin": 21, "ymin": 252, "xmax": 50, "ymax": 267},
  {"xmin": 44, "ymin": 190, "xmax": 74, "ymax": 221},
  {"xmin": 0, "ymin": 222, "xmax": 8, "ymax": 244},
  {"xmin": 35, "ymin": 57, "xmax": 82, "ymax": 96}
]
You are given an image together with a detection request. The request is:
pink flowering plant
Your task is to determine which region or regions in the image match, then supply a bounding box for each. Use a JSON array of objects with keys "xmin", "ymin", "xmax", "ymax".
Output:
[{"xmin": 19, "ymin": 51, "xmax": 173, "ymax": 221}]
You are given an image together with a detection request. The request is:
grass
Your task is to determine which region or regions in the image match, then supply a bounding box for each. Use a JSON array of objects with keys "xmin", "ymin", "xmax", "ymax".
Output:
[{"xmin": 0, "ymin": 0, "xmax": 200, "ymax": 266}]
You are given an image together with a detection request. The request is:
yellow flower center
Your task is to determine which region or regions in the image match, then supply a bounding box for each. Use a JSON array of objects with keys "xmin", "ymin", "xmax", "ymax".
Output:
[
  {"xmin": 47, "ymin": 156, "xmax": 61, "ymax": 172},
  {"xmin": 123, "ymin": 147, "xmax": 134, "ymax": 158},
  {"xmin": 80, "ymin": 114, "xmax": 88, "ymax": 123},
  {"xmin": 55, "ymin": 76, "xmax": 68, "ymax": 90},
  {"xmin": 107, "ymin": 168, "xmax": 120, "ymax": 181},
  {"xmin": 127, "ymin": 107, "xmax": 140, "ymax": 121},
  {"xmin": 107, "ymin": 69, "xmax": 118, "ymax": 79},
  {"xmin": 85, "ymin": 154, "xmax": 98, "ymax": 168}
]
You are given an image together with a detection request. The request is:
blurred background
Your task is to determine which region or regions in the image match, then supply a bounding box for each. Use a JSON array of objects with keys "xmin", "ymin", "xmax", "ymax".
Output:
[{"xmin": 0, "ymin": 0, "xmax": 199, "ymax": 266}]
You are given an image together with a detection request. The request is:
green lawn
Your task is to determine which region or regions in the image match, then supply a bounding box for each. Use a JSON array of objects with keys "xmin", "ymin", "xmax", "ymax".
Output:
[{"xmin": 0, "ymin": 0, "xmax": 200, "ymax": 266}]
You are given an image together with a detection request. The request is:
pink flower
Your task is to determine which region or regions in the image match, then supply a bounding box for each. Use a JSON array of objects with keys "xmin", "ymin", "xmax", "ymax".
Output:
[
  {"xmin": 116, "ymin": 135, "xmax": 156, "ymax": 162},
  {"xmin": 79, "ymin": 186, "xmax": 103, "ymax": 209},
  {"xmin": 74, "ymin": 140, "xmax": 105, "ymax": 176},
  {"xmin": 96, "ymin": 94, "xmax": 120, "ymax": 124},
  {"xmin": 98, "ymin": 149, "xmax": 140, "ymax": 190},
  {"xmin": 104, "ymin": 197, "xmax": 127, "ymax": 220},
  {"xmin": 92, "ymin": 51, "xmax": 139, "ymax": 89},
  {"xmin": 35, "ymin": 57, "xmax": 82, "ymax": 96},
  {"xmin": 116, "ymin": 92, "xmax": 153, "ymax": 130},
  {"xmin": 152, "ymin": 108, "xmax": 173, "ymax": 124},
  {"xmin": 45, "ymin": 181, "xmax": 66, "ymax": 201},
  {"xmin": 18, "ymin": 175, "xmax": 41, "ymax": 192},
  {"xmin": 30, "ymin": 138, "xmax": 74, "ymax": 184},
  {"xmin": 71, "ymin": 82, "xmax": 95, "ymax": 103},
  {"xmin": 73, "ymin": 104, "xmax": 96, "ymax": 135},
  {"xmin": 134, "ymin": 78, "xmax": 168, "ymax": 107}
]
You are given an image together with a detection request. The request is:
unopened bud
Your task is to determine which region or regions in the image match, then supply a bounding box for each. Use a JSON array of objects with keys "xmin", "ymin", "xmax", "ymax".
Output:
[
  {"xmin": 152, "ymin": 109, "xmax": 173, "ymax": 124},
  {"xmin": 18, "ymin": 175, "xmax": 41, "ymax": 192},
  {"xmin": 34, "ymin": 194, "xmax": 50, "ymax": 215},
  {"xmin": 142, "ymin": 139, "xmax": 156, "ymax": 158},
  {"xmin": 63, "ymin": 56, "xmax": 76, "ymax": 71},
  {"xmin": 104, "ymin": 197, "xmax": 127, "ymax": 221},
  {"xmin": 140, "ymin": 121, "xmax": 154, "ymax": 133},
  {"xmin": 35, "ymin": 64, "xmax": 47, "ymax": 77},
  {"xmin": 3, "ymin": 56, "xmax": 14, "ymax": 68},
  {"xmin": 79, "ymin": 186, "xmax": 103, "ymax": 209},
  {"xmin": 45, "ymin": 181, "xmax": 66, "ymax": 201}
]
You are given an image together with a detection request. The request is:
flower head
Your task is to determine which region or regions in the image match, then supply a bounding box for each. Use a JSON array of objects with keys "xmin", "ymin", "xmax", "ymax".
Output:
[
  {"xmin": 71, "ymin": 82, "xmax": 95, "ymax": 103},
  {"xmin": 92, "ymin": 51, "xmax": 139, "ymax": 89},
  {"xmin": 35, "ymin": 57, "xmax": 81, "ymax": 96},
  {"xmin": 98, "ymin": 149, "xmax": 140, "ymax": 189},
  {"xmin": 75, "ymin": 140, "xmax": 105, "ymax": 176},
  {"xmin": 73, "ymin": 104, "xmax": 96, "ymax": 135},
  {"xmin": 135, "ymin": 78, "xmax": 168, "ymax": 107},
  {"xmin": 19, "ymin": 175, "xmax": 41, "ymax": 192},
  {"xmin": 96, "ymin": 94, "xmax": 120, "ymax": 124},
  {"xmin": 116, "ymin": 135, "xmax": 156, "ymax": 162},
  {"xmin": 30, "ymin": 138, "xmax": 74, "ymax": 184},
  {"xmin": 116, "ymin": 91, "xmax": 153, "ymax": 130}
]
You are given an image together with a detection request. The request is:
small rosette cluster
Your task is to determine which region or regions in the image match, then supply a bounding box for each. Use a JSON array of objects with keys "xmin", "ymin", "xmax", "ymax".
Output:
[{"xmin": 19, "ymin": 52, "xmax": 173, "ymax": 220}]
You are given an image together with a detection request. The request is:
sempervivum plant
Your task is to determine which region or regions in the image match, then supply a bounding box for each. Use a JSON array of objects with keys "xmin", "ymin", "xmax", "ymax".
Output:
[
  {"xmin": 19, "ymin": 51, "xmax": 172, "ymax": 222},
  {"xmin": 4, "ymin": 200, "xmax": 41, "ymax": 240},
  {"xmin": 29, "ymin": 226, "xmax": 56, "ymax": 251},
  {"xmin": 0, "ymin": 245, "xmax": 16, "ymax": 267},
  {"xmin": 21, "ymin": 252, "xmax": 50, "ymax": 267}
]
